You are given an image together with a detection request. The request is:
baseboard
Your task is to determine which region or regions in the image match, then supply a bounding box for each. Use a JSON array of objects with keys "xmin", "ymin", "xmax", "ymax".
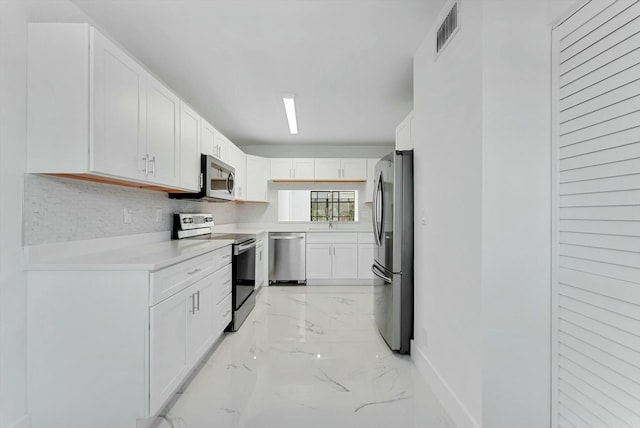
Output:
[
  {"xmin": 4, "ymin": 414, "xmax": 31, "ymax": 428},
  {"xmin": 410, "ymin": 340, "xmax": 481, "ymax": 428}
]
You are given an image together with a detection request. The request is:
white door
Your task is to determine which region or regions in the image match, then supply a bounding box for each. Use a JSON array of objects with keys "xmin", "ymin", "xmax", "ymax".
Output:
[
  {"xmin": 246, "ymin": 155, "xmax": 268, "ymax": 202},
  {"xmin": 269, "ymin": 159, "xmax": 293, "ymax": 180},
  {"xmin": 201, "ymin": 120, "xmax": 216, "ymax": 157},
  {"xmin": 213, "ymin": 131, "xmax": 228, "ymax": 162},
  {"xmin": 332, "ymin": 244, "xmax": 358, "ymax": 279},
  {"xmin": 146, "ymin": 76, "xmax": 180, "ymax": 187},
  {"xmin": 306, "ymin": 244, "xmax": 332, "ymax": 279},
  {"xmin": 552, "ymin": 2, "xmax": 640, "ymax": 426},
  {"xmin": 90, "ymin": 28, "xmax": 145, "ymax": 180},
  {"xmin": 314, "ymin": 159, "xmax": 341, "ymax": 180},
  {"xmin": 341, "ymin": 159, "xmax": 367, "ymax": 181},
  {"xmin": 149, "ymin": 286, "xmax": 190, "ymax": 415},
  {"xmin": 187, "ymin": 275, "xmax": 216, "ymax": 366},
  {"xmin": 292, "ymin": 158, "xmax": 315, "ymax": 180},
  {"xmin": 179, "ymin": 102, "xmax": 200, "ymax": 191}
]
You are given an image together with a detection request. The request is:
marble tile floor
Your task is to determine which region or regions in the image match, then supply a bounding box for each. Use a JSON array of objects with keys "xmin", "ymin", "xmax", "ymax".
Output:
[{"xmin": 155, "ymin": 285, "xmax": 456, "ymax": 428}]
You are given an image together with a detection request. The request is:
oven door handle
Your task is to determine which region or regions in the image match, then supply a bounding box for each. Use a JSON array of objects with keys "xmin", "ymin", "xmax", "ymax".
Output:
[{"xmin": 235, "ymin": 240, "xmax": 256, "ymax": 255}]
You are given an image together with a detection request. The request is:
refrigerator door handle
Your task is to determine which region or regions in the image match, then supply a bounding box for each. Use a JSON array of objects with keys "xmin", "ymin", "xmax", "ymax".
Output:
[
  {"xmin": 372, "ymin": 170, "xmax": 384, "ymax": 247},
  {"xmin": 371, "ymin": 263, "xmax": 393, "ymax": 283}
]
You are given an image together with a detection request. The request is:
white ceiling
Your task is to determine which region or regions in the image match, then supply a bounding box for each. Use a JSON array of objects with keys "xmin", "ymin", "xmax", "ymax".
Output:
[{"xmin": 71, "ymin": 0, "xmax": 446, "ymax": 147}]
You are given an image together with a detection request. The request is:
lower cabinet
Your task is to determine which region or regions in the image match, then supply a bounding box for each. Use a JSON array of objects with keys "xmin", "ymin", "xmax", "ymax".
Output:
[
  {"xmin": 255, "ymin": 233, "xmax": 267, "ymax": 288},
  {"xmin": 306, "ymin": 233, "xmax": 367, "ymax": 284},
  {"xmin": 27, "ymin": 245, "xmax": 232, "ymax": 428}
]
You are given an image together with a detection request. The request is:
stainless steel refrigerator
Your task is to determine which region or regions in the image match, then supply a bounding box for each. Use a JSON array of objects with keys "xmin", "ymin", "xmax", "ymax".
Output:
[{"xmin": 371, "ymin": 150, "xmax": 413, "ymax": 354}]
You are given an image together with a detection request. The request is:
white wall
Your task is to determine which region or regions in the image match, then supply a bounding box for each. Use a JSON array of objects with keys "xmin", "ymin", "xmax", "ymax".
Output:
[
  {"xmin": 411, "ymin": 1, "xmax": 577, "ymax": 427},
  {"xmin": 412, "ymin": 0, "xmax": 484, "ymax": 425}
]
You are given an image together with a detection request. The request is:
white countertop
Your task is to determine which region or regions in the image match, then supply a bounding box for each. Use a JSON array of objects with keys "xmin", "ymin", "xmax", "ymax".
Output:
[
  {"xmin": 24, "ymin": 232, "xmax": 233, "ymax": 271},
  {"xmin": 24, "ymin": 222, "xmax": 373, "ymax": 271}
]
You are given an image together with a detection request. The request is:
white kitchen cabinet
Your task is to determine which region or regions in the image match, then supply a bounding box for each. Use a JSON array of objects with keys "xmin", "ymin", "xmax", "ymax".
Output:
[
  {"xmin": 357, "ymin": 232, "xmax": 375, "ymax": 280},
  {"xmin": 306, "ymin": 244, "xmax": 334, "ymax": 279},
  {"xmin": 179, "ymin": 102, "xmax": 201, "ymax": 191},
  {"xmin": 246, "ymin": 155, "xmax": 269, "ymax": 202},
  {"xmin": 145, "ymin": 76, "xmax": 181, "ymax": 187},
  {"xmin": 396, "ymin": 111, "xmax": 414, "ymax": 150},
  {"xmin": 269, "ymin": 158, "xmax": 315, "ymax": 180},
  {"xmin": 227, "ymin": 143, "xmax": 247, "ymax": 200},
  {"xmin": 213, "ymin": 129, "xmax": 230, "ymax": 163},
  {"xmin": 314, "ymin": 159, "xmax": 367, "ymax": 181},
  {"xmin": 27, "ymin": 23, "xmax": 192, "ymax": 191},
  {"xmin": 255, "ymin": 234, "xmax": 266, "ymax": 288},
  {"xmin": 27, "ymin": 245, "xmax": 232, "ymax": 428},
  {"xmin": 306, "ymin": 233, "xmax": 360, "ymax": 282},
  {"xmin": 364, "ymin": 158, "xmax": 379, "ymax": 203},
  {"xmin": 200, "ymin": 120, "xmax": 215, "ymax": 158}
]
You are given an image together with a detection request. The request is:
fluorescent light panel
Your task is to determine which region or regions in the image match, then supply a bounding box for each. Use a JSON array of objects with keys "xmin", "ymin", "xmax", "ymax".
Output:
[{"xmin": 283, "ymin": 97, "xmax": 298, "ymax": 134}]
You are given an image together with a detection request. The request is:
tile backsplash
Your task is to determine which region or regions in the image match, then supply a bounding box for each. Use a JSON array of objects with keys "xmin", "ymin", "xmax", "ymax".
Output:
[{"xmin": 23, "ymin": 174, "xmax": 237, "ymax": 245}]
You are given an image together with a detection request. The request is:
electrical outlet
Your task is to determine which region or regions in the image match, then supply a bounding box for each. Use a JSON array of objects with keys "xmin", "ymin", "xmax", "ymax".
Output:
[
  {"xmin": 123, "ymin": 208, "xmax": 133, "ymax": 224},
  {"xmin": 155, "ymin": 208, "xmax": 162, "ymax": 223}
]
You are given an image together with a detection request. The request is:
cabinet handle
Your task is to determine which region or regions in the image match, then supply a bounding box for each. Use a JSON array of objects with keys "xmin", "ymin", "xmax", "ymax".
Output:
[
  {"xmin": 142, "ymin": 155, "xmax": 149, "ymax": 175},
  {"xmin": 190, "ymin": 293, "xmax": 196, "ymax": 314},
  {"xmin": 196, "ymin": 290, "xmax": 200, "ymax": 312},
  {"xmin": 149, "ymin": 155, "xmax": 156, "ymax": 176},
  {"xmin": 337, "ymin": 167, "xmax": 340, "ymax": 178},
  {"xmin": 187, "ymin": 268, "xmax": 202, "ymax": 275},
  {"xmin": 342, "ymin": 168, "xmax": 345, "ymax": 178}
]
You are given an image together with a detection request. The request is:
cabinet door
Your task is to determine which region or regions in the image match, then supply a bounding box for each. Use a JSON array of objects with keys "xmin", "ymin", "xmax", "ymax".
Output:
[
  {"xmin": 269, "ymin": 158, "xmax": 292, "ymax": 180},
  {"xmin": 146, "ymin": 76, "xmax": 180, "ymax": 187},
  {"xmin": 306, "ymin": 244, "xmax": 333, "ymax": 279},
  {"xmin": 201, "ymin": 120, "xmax": 216, "ymax": 157},
  {"xmin": 227, "ymin": 144, "xmax": 246, "ymax": 200},
  {"xmin": 179, "ymin": 103, "xmax": 200, "ymax": 191},
  {"xmin": 365, "ymin": 158, "xmax": 379, "ymax": 203},
  {"xmin": 357, "ymin": 243, "xmax": 375, "ymax": 280},
  {"xmin": 395, "ymin": 111, "xmax": 414, "ymax": 150},
  {"xmin": 314, "ymin": 159, "xmax": 341, "ymax": 180},
  {"xmin": 91, "ymin": 28, "xmax": 145, "ymax": 180},
  {"xmin": 255, "ymin": 241, "xmax": 265, "ymax": 289},
  {"xmin": 292, "ymin": 158, "xmax": 315, "ymax": 180},
  {"xmin": 149, "ymin": 286, "xmax": 190, "ymax": 415},
  {"xmin": 341, "ymin": 159, "xmax": 367, "ymax": 181},
  {"xmin": 213, "ymin": 131, "xmax": 228, "ymax": 162},
  {"xmin": 332, "ymin": 244, "xmax": 359, "ymax": 279},
  {"xmin": 187, "ymin": 274, "xmax": 217, "ymax": 366},
  {"xmin": 246, "ymin": 155, "xmax": 268, "ymax": 202}
]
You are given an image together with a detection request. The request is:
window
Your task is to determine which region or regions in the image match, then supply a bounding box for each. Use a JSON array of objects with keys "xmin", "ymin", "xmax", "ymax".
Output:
[{"xmin": 310, "ymin": 191, "xmax": 356, "ymax": 222}]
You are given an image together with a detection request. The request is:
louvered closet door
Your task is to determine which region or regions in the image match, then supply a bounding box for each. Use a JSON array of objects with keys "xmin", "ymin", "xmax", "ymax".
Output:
[{"xmin": 552, "ymin": 1, "xmax": 640, "ymax": 427}]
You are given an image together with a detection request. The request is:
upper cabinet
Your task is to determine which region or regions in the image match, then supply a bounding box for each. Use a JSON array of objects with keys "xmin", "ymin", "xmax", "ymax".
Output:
[
  {"xmin": 200, "ymin": 120, "xmax": 216, "ymax": 159},
  {"xmin": 27, "ymin": 23, "xmax": 190, "ymax": 191},
  {"xmin": 396, "ymin": 111, "xmax": 414, "ymax": 150},
  {"xmin": 314, "ymin": 159, "xmax": 367, "ymax": 181},
  {"xmin": 226, "ymin": 143, "xmax": 246, "ymax": 201},
  {"xmin": 364, "ymin": 158, "xmax": 379, "ymax": 203},
  {"xmin": 269, "ymin": 158, "xmax": 314, "ymax": 181},
  {"xmin": 246, "ymin": 155, "xmax": 268, "ymax": 202},
  {"xmin": 179, "ymin": 102, "xmax": 201, "ymax": 192},
  {"xmin": 213, "ymin": 131, "xmax": 229, "ymax": 164}
]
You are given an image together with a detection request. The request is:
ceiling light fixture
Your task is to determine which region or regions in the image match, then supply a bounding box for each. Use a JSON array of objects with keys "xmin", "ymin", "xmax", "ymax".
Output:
[{"xmin": 282, "ymin": 96, "xmax": 298, "ymax": 134}]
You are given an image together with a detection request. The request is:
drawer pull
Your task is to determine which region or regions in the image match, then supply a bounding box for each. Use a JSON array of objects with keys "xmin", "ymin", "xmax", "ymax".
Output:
[{"xmin": 187, "ymin": 268, "xmax": 202, "ymax": 275}]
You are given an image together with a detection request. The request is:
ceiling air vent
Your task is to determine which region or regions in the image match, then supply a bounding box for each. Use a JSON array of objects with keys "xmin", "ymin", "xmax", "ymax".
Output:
[{"xmin": 436, "ymin": 1, "xmax": 459, "ymax": 54}]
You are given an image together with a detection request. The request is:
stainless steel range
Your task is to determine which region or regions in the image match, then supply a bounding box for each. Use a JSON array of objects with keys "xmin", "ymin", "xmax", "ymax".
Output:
[{"xmin": 173, "ymin": 213, "xmax": 256, "ymax": 331}]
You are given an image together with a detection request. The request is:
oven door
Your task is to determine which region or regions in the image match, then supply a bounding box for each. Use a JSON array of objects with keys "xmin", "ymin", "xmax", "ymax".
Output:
[{"xmin": 232, "ymin": 239, "xmax": 256, "ymax": 311}]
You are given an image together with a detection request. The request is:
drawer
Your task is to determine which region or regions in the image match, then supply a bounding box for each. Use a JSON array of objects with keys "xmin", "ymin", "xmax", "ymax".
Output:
[
  {"xmin": 358, "ymin": 232, "xmax": 375, "ymax": 244},
  {"xmin": 211, "ymin": 245, "xmax": 232, "ymax": 270},
  {"xmin": 149, "ymin": 245, "xmax": 231, "ymax": 305},
  {"xmin": 213, "ymin": 264, "xmax": 232, "ymax": 305},
  {"xmin": 216, "ymin": 293, "xmax": 232, "ymax": 333},
  {"xmin": 306, "ymin": 232, "xmax": 358, "ymax": 244}
]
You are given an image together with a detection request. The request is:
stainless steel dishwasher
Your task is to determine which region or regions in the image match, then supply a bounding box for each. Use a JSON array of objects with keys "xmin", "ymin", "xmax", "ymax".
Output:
[{"xmin": 269, "ymin": 232, "xmax": 306, "ymax": 284}]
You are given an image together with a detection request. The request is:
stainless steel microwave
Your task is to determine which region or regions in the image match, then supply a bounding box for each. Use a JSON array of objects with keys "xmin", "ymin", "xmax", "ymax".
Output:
[{"xmin": 169, "ymin": 154, "xmax": 235, "ymax": 202}]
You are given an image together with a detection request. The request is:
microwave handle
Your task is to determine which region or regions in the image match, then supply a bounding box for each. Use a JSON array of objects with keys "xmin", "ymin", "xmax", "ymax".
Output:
[{"xmin": 226, "ymin": 172, "xmax": 235, "ymax": 195}]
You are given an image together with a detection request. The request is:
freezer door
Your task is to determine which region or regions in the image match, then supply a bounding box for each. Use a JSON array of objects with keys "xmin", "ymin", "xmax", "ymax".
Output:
[{"xmin": 372, "ymin": 261, "xmax": 401, "ymax": 351}]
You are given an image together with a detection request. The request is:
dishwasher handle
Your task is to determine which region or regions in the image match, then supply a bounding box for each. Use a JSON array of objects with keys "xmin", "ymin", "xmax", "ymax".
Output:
[{"xmin": 269, "ymin": 235, "xmax": 305, "ymax": 240}]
